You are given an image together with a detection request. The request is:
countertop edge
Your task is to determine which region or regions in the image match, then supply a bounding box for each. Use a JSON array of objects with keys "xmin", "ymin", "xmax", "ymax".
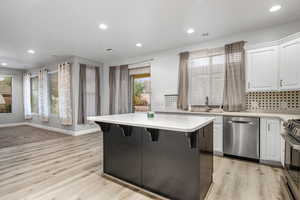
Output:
[
  {"xmin": 87, "ymin": 116, "xmax": 215, "ymax": 133},
  {"xmin": 154, "ymin": 110, "xmax": 300, "ymax": 121}
]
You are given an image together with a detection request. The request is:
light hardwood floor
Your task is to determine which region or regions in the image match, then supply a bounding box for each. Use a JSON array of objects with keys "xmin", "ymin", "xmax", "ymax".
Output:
[{"xmin": 0, "ymin": 126, "xmax": 286, "ymax": 200}]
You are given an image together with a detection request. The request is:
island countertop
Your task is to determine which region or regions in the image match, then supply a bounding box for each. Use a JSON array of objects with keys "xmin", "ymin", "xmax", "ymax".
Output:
[{"xmin": 88, "ymin": 113, "xmax": 215, "ymax": 132}]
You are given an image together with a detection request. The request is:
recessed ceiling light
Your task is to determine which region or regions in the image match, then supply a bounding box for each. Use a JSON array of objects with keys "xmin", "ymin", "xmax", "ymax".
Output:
[
  {"xmin": 202, "ymin": 32, "xmax": 209, "ymax": 37},
  {"xmin": 99, "ymin": 23, "xmax": 108, "ymax": 30},
  {"xmin": 106, "ymin": 48, "xmax": 113, "ymax": 52},
  {"xmin": 187, "ymin": 28, "xmax": 195, "ymax": 35},
  {"xmin": 27, "ymin": 49, "xmax": 35, "ymax": 54},
  {"xmin": 269, "ymin": 5, "xmax": 282, "ymax": 12},
  {"xmin": 136, "ymin": 43, "xmax": 143, "ymax": 47},
  {"xmin": 1, "ymin": 62, "xmax": 8, "ymax": 66}
]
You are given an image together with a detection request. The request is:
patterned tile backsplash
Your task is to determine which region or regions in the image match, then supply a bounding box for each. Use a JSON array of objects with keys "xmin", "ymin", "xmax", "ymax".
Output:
[{"xmin": 246, "ymin": 91, "xmax": 300, "ymax": 114}]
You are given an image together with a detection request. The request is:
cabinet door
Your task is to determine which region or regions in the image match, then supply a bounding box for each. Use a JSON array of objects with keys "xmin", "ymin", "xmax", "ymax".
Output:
[
  {"xmin": 213, "ymin": 117, "xmax": 223, "ymax": 153},
  {"xmin": 142, "ymin": 129, "xmax": 200, "ymax": 200},
  {"xmin": 280, "ymin": 38, "xmax": 300, "ymax": 90},
  {"xmin": 199, "ymin": 123, "xmax": 214, "ymax": 200},
  {"xmin": 103, "ymin": 125, "xmax": 142, "ymax": 186},
  {"xmin": 260, "ymin": 118, "xmax": 281, "ymax": 162},
  {"xmin": 246, "ymin": 46, "xmax": 279, "ymax": 91}
]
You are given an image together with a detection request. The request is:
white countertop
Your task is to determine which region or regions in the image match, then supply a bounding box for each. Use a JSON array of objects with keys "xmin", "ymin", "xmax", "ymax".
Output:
[
  {"xmin": 87, "ymin": 113, "xmax": 215, "ymax": 132},
  {"xmin": 155, "ymin": 109, "xmax": 300, "ymax": 121}
]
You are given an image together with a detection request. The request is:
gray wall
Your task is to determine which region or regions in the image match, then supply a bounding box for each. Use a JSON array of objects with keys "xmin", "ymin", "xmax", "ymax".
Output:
[{"xmin": 0, "ymin": 67, "xmax": 24, "ymax": 124}]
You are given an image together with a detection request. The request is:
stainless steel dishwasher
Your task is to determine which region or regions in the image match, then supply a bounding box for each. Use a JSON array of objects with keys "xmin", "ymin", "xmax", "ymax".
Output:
[{"xmin": 223, "ymin": 116, "xmax": 260, "ymax": 159}]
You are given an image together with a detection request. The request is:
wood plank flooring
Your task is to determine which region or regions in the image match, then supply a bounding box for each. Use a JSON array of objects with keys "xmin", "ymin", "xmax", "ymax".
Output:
[
  {"xmin": 0, "ymin": 126, "xmax": 287, "ymax": 200},
  {"xmin": 0, "ymin": 125, "xmax": 68, "ymax": 148}
]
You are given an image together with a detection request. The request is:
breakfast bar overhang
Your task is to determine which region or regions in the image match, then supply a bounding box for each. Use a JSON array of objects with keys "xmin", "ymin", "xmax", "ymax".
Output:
[{"xmin": 88, "ymin": 113, "xmax": 214, "ymax": 200}]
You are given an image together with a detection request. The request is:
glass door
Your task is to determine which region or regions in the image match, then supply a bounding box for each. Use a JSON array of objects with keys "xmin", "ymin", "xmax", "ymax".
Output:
[{"xmin": 132, "ymin": 73, "xmax": 151, "ymax": 112}]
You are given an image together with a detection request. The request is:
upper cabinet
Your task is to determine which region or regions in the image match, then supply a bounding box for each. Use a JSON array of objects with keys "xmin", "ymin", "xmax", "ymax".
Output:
[
  {"xmin": 246, "ymin": 34, "xmax": 300, "ymax": 92},
  {"xmin": 279, "ymin": 38, "xmax": 300, "ymax": 90},
  {"xmin": 246, "ymin": 46, "xmax": 279, "ymax": 92}
]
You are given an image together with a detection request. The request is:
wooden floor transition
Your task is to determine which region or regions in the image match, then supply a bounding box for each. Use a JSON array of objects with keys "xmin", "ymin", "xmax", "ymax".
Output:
[{"xmin": 0, "ymin": 126, "xmax": 287, "ymax": 200}]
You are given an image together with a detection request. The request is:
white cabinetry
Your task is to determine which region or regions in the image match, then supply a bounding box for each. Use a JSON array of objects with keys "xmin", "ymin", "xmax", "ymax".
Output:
[
  {"xmin": 212, "ymin": 116, "xmax": 223, "ymax": 154},
  {"xmin": 246, "ymin": 46, "xmax": 279, "ymax": 92},
  {"xmin": 279, "ymin": 38, "xmax": 300, "ymax": 90},
  {"xmin": 202, "ymin": 115, "xmax": 223, "ymax": 154},
  {"xmin": 246, "ymin": 34, "xmax": 300, "ymax": 91},
  {"xmin": 260, "ymin": 118, "xmax": 281, "ymax": 163}
]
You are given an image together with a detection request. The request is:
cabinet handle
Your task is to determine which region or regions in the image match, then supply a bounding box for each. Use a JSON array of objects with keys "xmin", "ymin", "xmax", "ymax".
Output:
[
  {"xmin": 280, "ymin": 80, "xmax": 283, "ymax": 87},
  {"xmin": 268, "ymin": 124, "xmax": 270, "ymax": 132},
  {"xmin": 248, "ymin": 82, "xmax": 250, "ymax": 89}
]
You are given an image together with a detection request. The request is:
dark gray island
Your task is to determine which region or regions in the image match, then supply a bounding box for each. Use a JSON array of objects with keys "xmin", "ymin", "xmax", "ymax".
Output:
[{"xmin": 88, "ymin": 113, "xmax": 214, "ymax": 200}]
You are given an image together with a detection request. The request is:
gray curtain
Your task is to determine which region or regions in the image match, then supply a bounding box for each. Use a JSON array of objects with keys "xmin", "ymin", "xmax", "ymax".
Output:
[
  {"xmin": 95, "ymin": 67, "xmax": 101, "ymax": 115},
  {"xmin": 78, "ymin": 64, "xmax": 87, "ymax": 124},
  {"xmin": 177, "ymin": 52, "xmax": 190, "ymax": 110},
  {"xmin": 223, "ymin": 41, "xmax": 246, "ymax": 112},
  {"xmin": 109, "ymin": 65, "xmax": 130, "ymax": 114},
  {"xmin": 78, "ymin": 64, "xmax": 101, "ymax": 124}
]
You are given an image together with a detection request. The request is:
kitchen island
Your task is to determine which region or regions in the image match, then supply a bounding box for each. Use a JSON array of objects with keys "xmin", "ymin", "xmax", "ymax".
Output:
[{"xmin": 88, "ymin": 113, "xmax": 214, "ymax": 200}]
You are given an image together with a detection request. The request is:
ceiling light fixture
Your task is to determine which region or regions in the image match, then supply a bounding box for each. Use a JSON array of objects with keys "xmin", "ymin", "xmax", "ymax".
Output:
[
  {"xmin": 99, "ymin": 23, "xmax": 108, "ymax": 30},
  {"xmin": 136, "ymin": 43, "xmax": 143, "ymax": 47},
  {"xmin": 269, "ymin": 5, "xmax": 282, "ymax": 12},
  {"xmin": 27, "ymin": 49, "xmax": 35, "ymax": 54},
  {"xmin": 1, "ymin": 62, "xmax": 8, "ymax": 66},
  {"xmin": 202, "ymin": 32, "xmax": 209, "ymax": 37},
  {"xmin": 187, "ymin": 28, "xmax": 195, "ymax": 35},
  {"xmin": 106, "ymin": 48, "xmax": 113, "ymax": 52}
]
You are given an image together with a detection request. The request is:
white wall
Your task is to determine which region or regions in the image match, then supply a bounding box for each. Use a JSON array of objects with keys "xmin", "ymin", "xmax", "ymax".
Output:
[
  {"xmin": 101, "ymin": 20, "xmax": 300, "ymax": 114},
  {"xmin": 0, "ymin": 67, "xmax": 24, "ymax": 124}
]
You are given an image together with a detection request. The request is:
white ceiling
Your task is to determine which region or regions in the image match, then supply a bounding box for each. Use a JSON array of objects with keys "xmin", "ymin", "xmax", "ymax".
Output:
[{"xmin": 1, "ymin": 0, "xmax": 300, "ymax": 69}]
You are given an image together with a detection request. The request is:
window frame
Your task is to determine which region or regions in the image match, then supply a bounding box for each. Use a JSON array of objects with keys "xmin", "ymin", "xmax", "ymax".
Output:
[
  {"xmin": 30, "ymin": 75, "xmax": 39, "ymax": 115},
  {"xmin": 48, "ymin": 71, "xmax": 59, "ymax": 117},
  {"xmin": 0, "ymin": 75, "xmax": 13, "ymax": 114},
  {"xmin": 188, "ymin": 54, "xmax": 225, "ymax": 107},
  {"xmin": 131, "ymin": 73, "xmax": 151, "ymax": 113}
]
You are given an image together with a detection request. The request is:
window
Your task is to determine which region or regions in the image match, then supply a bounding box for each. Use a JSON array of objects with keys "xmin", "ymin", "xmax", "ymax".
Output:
[
  {"xmin": 31, "ymin": 77, "xmax": 39, "ymax": 113},
  {"xmin": 49, "ymin": 72, "xmax": 59, "ymax": 115},
  {"xmin": 86, "ymin": 67, "xmax": 96, "ymax": 116},
  {"xmin": 0, "ymin": 76, "xmax": 12, "ymax": 113},
  {"xmin": 189, "ymin": 54, "xmax": 225, "ymax": 106},
  {"xmin": 132, "ymin": 74, "xmax": 151, "ymax": 112}
]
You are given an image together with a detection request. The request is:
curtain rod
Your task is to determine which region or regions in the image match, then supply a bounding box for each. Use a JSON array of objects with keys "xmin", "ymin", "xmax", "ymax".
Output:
[
  {"xmin": 181, "ymin": 40, "xmax": 248, "ymax": 54},
  {"xmin": 126, "ymin": 58, "xmax": 154, "ymax": 66}
]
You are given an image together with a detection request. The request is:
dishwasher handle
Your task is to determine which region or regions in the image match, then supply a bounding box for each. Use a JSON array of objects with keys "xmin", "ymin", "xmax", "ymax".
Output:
[{"xmin": 227, "ymin": 120, "xmax": 254, "ymax": 125}]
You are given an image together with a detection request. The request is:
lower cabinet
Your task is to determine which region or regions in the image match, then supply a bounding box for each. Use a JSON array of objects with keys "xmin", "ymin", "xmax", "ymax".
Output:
[
  {"xmin": 260, "ymin": 118, "xmax": 281, "ymax": 163},
  {"xmin": 103, "ymin": 125, "xmax": 142, "ymax": 185},
  {"xmin": 99, "ymin": 122, "xmax": 213, "ymax": 200},
  {"xmin": 213, "ymin": 116, "xmax": 223, "ymax": 154}
]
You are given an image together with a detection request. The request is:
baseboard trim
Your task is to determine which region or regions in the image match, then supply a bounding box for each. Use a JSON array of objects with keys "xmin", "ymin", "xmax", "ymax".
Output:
[
  {"xmin": 214, "ymin": 151, "xmax": 224, "ymax": 156},
  {"xmin": 73, "ymin": 127, "xmax": 101, "ymax": 136},
  {"xmin": 0, "ymin": 122, "xmax": 27, "ymax": 128},
  {"xmin": 260, "ymin": 159, "xmax": 283, "ymax": 168},
  {"xmin": 27, "ymin": 123, "xmax": 74, "ymax": 135},
  {"xmin": 0, "ymin": 122, "xmax": 100, "ymax": 136}
]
